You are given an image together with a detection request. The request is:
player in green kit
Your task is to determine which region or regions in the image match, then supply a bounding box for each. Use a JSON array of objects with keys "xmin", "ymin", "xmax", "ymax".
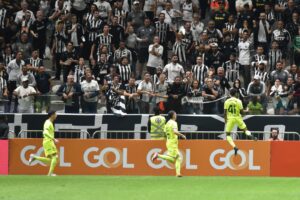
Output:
[
  {"xmin": 29, "ymin": 111, "xmax": 59, "ymax": 176},
  {"xmin": 151, "ymin": 110, "xmax": 186, "ymax": 177},
  {"xmin": 224, "ymin": 88, "xmax": 257, "ymax": 155}
]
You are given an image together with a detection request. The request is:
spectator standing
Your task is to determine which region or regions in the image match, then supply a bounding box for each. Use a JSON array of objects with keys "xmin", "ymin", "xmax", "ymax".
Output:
[
  {"xmin": 167, "ymin": 76, "xmax": 185, "ymax": 113},
  {"xmin": 163, "ymin": 54, "xmax": 184, "ymax": 83},
  {"xmin": 147, "ymin": 36, "xmax": 163, "ymax": 75},
  {"xmin": 137, "ymin": 72, "xmax": 153, "ymax": 113},
  {"xmin": 13, "ymin": 77, "xmax": 36, "ymax": 113},
  {"xmin": 35, "ymin": 66, "xmax": 51, "ymax": 113},
  {"xmin": 81, "ymin": 72, "xmax": 100, "ymax": 113},
  {"xmin": 60, "ymin": 42, "xmax": 79, "ymax": 83},
  {"xmin": 57, "ymin": 74, "xmax": 82, "ymax": 113}
]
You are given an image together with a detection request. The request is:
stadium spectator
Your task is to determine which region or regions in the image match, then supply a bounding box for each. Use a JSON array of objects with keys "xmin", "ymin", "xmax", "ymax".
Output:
[
  {"xmin": 56, "ymin": 74, "xmax": 82, "ymax": 113},
  {"xmin": 293, "ymin": 27, "xmax": 300, "ymax": 66},
  {"xmin": 60, "ymin": 41, "xmax": 79, "ymax": 83},
  {"xmin": 268, "ymin": 127, "xmax": 283, "ymax": 141},
  {"xmin": 163, "ymin": 54, "xmax": 184, "ymax": 83},
  {"xmin": 268, "ymin": 41, "xmax": 284, "ymax": 72},
  {"xmin": 154, "ymin": 73, "xmax": 168, "ymax": 113},
  {"xmin": 223, "ymin": 53, "xmax": 240, "ymax": 85},
  {"xmin": 232, "ymin": 79, "xmax": 247, "ymax": 107},
  {"xmin": 81, "ymin": 72, "xmax": 100, "ymax": 113},
  {"xmin": 17, "ymin": 65, "xmax": 36, "ymax": 87},
  {"xmin": 116, "ymin": 56, "xmax": 132, "ymax": 84},
  {"xmin": 6, "ymin": 51, "xmax": 25, "ymax": 113},
  {"xmin": 202, "ymin": 77, "xmax": 218, "ymax": 114},
  {"xmin": 246, "ymin": 96, "xmax": 264, "ymax": 115},
  {"xmin": 137, "ymin": 72, "xmax": 153, "ymax": 113},
  {"xmin": 147, "ymin": 36, "xmax": 163, "ymax": 75},
  {"xmin": 269, "ymin": 61, "xmax": 290, "ymax": 85},
  {"xmin": 270, "ymin": 79, "xmax": 286, "ymax": 114},
  {"xmin": 124, "ymin": 77, "xmax": 139, "ymax": 113},
  {"xmin": 186, "ymin": 79, "xmax": 202, "ymax": 114},
  {"xmin": 13, "ymin": 77, "xmax": 36, "ymax": 113},
  {"xmin": 191, "ymin": 56, "xmax": 208, "ymax": 86},
  {"xmin": 35, "ymin": 66, "xmax": 51, "ymax": 113},
  {"xmin": 167, "ymin": 76, "xmax": 185, "ymax": 113},
  {"xmin": 136, "ymin": 18, "xmax": 155, "ymax": 79}
]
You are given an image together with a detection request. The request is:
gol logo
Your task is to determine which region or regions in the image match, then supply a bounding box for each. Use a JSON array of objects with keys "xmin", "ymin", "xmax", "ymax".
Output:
[
  {"xmin": 20, "ymin": 145, "xmax": 71, "ymax": 167},
  {"xmin": 83, "ymin": 147, "xmax": 134, "ymax": 168},
  {"xmin": 147, "ymin": 148, "xmax": 197, "ymax": 170},
  {"xmin": 209, "ymin": 149, "xmax": 261, "ymax": 170}
]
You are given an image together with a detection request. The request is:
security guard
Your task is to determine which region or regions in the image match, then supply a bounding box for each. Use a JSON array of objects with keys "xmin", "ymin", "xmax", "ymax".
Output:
[{"xmin": 148, "ymin": 107, "xmax": 166, "ymax": 140}]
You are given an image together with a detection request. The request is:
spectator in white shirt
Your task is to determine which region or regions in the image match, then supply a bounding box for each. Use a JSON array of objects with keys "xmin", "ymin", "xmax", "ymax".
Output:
[
  {"xmin": 147, "ymin": 36, "xmax": 164, "ymax": 75},
  {"xmin": 163, "ymin": 54, "xmax": 184, "ymax": 83},
  {"xmin": 81, "ymin": 72, "xmax": 100, "ymax": 113},
  {"xmin": 13, "ymin": 77, "xmax": 36, "ymax": 113},
  {"xmin": 14, "ymin": 1, "xmax": 35, "ymax": 25},
  {"xmin": 238, "ymin": 30, "xmax": 252, "ymax": 88},
  {"xmin": 137, "ymin": 72, "xmax": 153, "ymax": 113}
]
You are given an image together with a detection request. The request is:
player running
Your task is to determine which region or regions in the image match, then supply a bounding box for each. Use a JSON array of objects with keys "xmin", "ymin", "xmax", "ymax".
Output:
[
  {"xmin": 151, "ymin": 110, "xmax": 186, "ymax": 177},
  {"xmin": 224, "ymin": 88, "xmax": 257, "ymax": 155},
  {"xmin": 29, "ymin": 111, "xmax": 59, "ymax": 176}
]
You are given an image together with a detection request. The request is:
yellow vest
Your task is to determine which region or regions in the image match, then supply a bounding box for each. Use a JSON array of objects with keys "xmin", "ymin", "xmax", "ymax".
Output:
[{"xmin": 150, "ymin": 115, "xmax": 166, "ymax": 140}]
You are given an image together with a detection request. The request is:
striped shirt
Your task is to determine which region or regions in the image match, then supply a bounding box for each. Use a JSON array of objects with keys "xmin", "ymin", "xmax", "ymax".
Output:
[
  {"xmin": 54, "ymin": 31, "xmax": 68, "ymax": 53},
  {"xmin": 95, "ymin": 33, "xmax": 113, "ymax": 54},
  {"xmin": 172, "ymin": 41, "xmax": 186, "ymax": 63},
  {"xmin": 0, "ymin": 8, "xmax": 7, "ymax": 29},
  {"xmin": 113, "ymin": 8, "xmax": 127, "ymax": 28},
  {"xmin": 74, "ymin": 65, "xmax": 86, "ymax": 83},
  {"xmin": 87, "ymin": 18, "xmax": 103, "ymax": 42},
  {"xmin": 1, "ymin": 53, "xmax": 14, "ymax": 66},
  {"xmin": 26, "ymin": 57, "xmax": 43, "ymax": 68},
  {"xmin": 251, "ymin": 54, "xmax": 266, "ymax": 68},
  {"xmin": 191, "ymin": 64, "xmax": 208, "ymax": 85},
  {"xmin": 155, "ymin": 21, "xmax": 169, "ymax": 44},
  {"xmin": 268, "ymin": 49, "xmax": 283, "ymax": 72},
  {"xmin": 223, "ymin": 61, "xmax": 241, "ymax": 83},
  {"xmin": 117, "ymin": 64, "xmax": 131, "ymax": 83},
  {"xmin": 254, "ymin": 69, "xmax": 269, "ymax": 83},
  {"xmin": 224, "ymin": 22, "xmax": 237, "ymax": 41},
  {"xmin": 114, "ymin": 48, "xmax": 132, "ymax": 63}
]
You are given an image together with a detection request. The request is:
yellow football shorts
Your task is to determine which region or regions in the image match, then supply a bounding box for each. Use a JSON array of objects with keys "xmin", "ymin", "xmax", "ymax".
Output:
[
  {"xmin": 43, "ymin": 140, "xmax": 57, "ymax": 157},
  {"xmin": 225, "ymin": 117, "xmax": 247, "ymax": 133}
]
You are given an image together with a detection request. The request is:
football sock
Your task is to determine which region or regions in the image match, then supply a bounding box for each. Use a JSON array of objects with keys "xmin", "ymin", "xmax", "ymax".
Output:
[
  {"xmin": 34, "ymin": 156, "xmax": 51, "ymax": 165},
  {"xmin": 226, "ymin": 135, "xmax": 236, "ymax": 148},
  {"xmin": 175, "ymin": 158, "xmax": 181, "ymax": 176},
  {"xmin": 48, "ymin": 156, "xmax": 58, "ymax": 175},
  {"xmin": 158, "ymin": 154, "xmax": 175, "ymax": 163}
]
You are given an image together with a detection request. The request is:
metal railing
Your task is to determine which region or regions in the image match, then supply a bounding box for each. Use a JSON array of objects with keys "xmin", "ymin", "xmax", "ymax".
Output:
[
  {"xmin": 92, "ymin": 130, "xmax": 300, "ymax": 140},
  {"xmin": 92, "ymin": 130, "xmax": 149, "ymax": 139},
  {"xmin": 18, "ymin": 130, "xmax": 90, "ymax": 139}
]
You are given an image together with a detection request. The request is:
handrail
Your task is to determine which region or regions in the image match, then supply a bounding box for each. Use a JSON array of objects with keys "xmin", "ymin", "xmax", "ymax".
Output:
[
  {"xmin": 92, "ymin": 130, "xmax": 300, "ymax": 140},
  {"xmin": 18, "ymin": 129, "xmax": 91, "ymax": 139}
]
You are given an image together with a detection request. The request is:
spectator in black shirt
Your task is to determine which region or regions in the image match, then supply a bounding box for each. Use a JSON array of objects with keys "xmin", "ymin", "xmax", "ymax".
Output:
[
  {"xmin": 202, "ymin": 77, "xmax": 218, "ymax": 114},
  {"xmin": 110, "ymin": 16, "xmax": 125, "ymax": 49},
  {"xmin": 60, "ymin": 42, "xmax": 79, "ymax": 83},
  {"xmin": 35, "ymin": 66, "xmax": 51, "ymax": 113},
  {"xmin": 167, "ymin": 76, "xmax": 185, "ymax": 113}
]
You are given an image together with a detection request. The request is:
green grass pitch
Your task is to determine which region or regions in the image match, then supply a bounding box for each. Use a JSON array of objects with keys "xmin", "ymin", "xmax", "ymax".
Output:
[{"xmin": 0, "ymin": 176, "xmax": 299, "ymax": 200}]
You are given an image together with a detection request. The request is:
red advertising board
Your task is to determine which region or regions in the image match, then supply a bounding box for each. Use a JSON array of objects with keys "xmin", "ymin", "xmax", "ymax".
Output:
[
  {"xmin": 9, "ymin": 139, "xmax": 270, "ymax": 176},
  {"xmin": 270, "ymin": 141, "xmax": 300, "ymax": 177},
  {"xmin": 0, "ymin": 140, "xmax": 9, "ymax": 175}
]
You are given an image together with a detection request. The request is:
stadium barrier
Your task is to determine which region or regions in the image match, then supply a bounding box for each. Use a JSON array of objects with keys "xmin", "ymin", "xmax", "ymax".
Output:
[
  {"xmin": 0, "ymin": 140, "xmax": 8, "ymax": 175},
  {"xmin": 92, "ymin": 130, "xmax": 300, "ymax": 140},
  {"xmin": 1, "ymin": 114, "xmax": 299, "ymax": 140},
  {"xmin": 9, "ymin": 139, "xmax": 270, "ymax": 176},
  {"xmin": 17, "ymin": 130, "xmax": 91, "ymax": 139}
]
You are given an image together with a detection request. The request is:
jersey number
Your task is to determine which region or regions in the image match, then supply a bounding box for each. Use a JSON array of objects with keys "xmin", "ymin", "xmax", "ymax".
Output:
[{"xmin": 228, "ymin": 105, "xmax": 236, "ymax": 114}]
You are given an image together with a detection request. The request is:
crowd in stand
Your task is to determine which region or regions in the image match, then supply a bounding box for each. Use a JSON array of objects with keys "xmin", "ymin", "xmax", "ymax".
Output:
[{"xmin": 0, "ymin": 0, "xmax": 300, "ymax": 115}]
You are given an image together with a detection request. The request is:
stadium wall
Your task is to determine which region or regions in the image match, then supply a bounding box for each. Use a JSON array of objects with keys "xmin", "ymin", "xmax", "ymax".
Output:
[
  {"xmin": 8, "ymin": 139, "xmax": 300, "ymax": 176},
  {"xmin": 1, "ymin": 114, "xmax": 300, "ymax": 139}
]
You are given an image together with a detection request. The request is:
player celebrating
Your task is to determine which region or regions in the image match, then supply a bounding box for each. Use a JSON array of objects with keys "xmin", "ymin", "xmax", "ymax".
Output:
[
  {"xmin": 151, "ymin": 110, "xmax": 186, "ymax": 177},
  {"xmin": 224, "ymin": 88, "xmax": 257, "ymax": 155},
  {"xmin": 29, "ymin": 111, "xmax": 59, "ymax": 176}
]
